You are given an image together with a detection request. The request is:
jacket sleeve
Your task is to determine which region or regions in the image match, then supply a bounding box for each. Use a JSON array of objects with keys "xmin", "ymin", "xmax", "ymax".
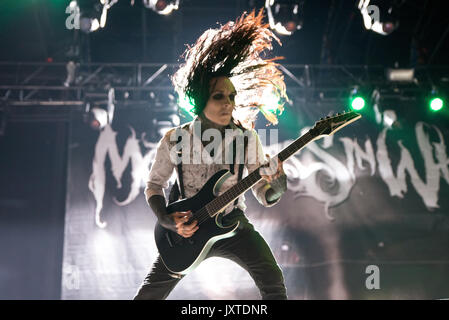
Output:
[
  {"xmin": 245, "ymin": 129, "xmax": 282, "ymax": 207},
  {"xmin": 144, "ymin": 129, "xmax": 176, "ymax": 203}
]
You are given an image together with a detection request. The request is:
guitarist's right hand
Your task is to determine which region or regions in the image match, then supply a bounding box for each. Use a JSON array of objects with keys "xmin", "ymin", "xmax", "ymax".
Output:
[
  {"xmin": 171, "ymin": 211, "xmax": 199, "ymax": 238},
  {"xmin": 148, "ymin": 195, "xmax": 198, "ymax": 238}
]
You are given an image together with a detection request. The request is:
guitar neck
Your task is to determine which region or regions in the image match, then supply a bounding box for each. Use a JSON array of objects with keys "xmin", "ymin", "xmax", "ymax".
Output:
[
  {"xmin": 277, "ymin": 130, "xmax": 314, "ymax": 162},
  {"xmin": 205, "ymin": 130, "xmax": 315, "ymax": 216}
]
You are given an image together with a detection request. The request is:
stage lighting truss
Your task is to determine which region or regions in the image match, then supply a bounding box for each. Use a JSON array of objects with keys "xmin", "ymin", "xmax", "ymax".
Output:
[
  {"xmin": 152, "ymin": 114, "xmax": 180, "ymax": 137},
  {"xmin": 143, "ymin": 0, "xmax": 180, "ymax": 15},
  {"xmin": 3, "ymin": 62, "xmax": 448, "ymax": 126},
  {"xmin": 150, "ymin": 93, "xmax": 181, "ymax": 138},
  {"xmin": 358, "ymin": 0, "xmax": 399, "ymax": 36},
  {"xmin": 265, "ymin": 0, "xmax": 304, "ymax": 36}
]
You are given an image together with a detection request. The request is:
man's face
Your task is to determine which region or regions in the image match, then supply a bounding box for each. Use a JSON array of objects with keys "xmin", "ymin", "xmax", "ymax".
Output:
[{"xmin": 202, "ymin": 77, "xmax": 236, "ymax": 126}]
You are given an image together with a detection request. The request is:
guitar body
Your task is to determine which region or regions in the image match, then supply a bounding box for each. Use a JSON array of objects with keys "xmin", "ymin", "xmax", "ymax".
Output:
[{"xmin": 154, "ymin": 169, "xmax": 240, "ymax": 275}]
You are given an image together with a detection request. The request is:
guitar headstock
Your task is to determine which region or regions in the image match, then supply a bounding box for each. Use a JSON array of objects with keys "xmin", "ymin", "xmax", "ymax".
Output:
[{"xmin": 311, "ymin": 111, "xmax": 362, "ymax": 138}]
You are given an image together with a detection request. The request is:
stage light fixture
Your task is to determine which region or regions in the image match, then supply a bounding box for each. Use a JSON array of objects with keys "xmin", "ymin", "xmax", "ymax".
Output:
[
  {"xmin": 77, "ymin": 0, "xmax": 117, "ymax": 33},
  {"xmin": 77, "ymin": 0, "xmax": 102, "ymax": 33},
  {"xmin": 427, "ymin": 88, "xmax": 445, "ymax": 112},
  {"xmin": 349, "ymin": 87, "xmax": 366, "ymax": 111},
  {"xmin": 265, "ymin": 0, "xmax": 304, "ymax": 36},
  {"xmin": 386, "ymin": 68, "xmax": 415, "ymax": 82},
  {"xmin": 351, "ymin": 97, "xmax": 366, "ymax": 111},
  {"xmin": 429, "ymin": 97, "xmax": 444, "ymax": 112},
  {"xmin": 85, "ymin": 104, "xmax": 108, "ymax": 130},
  {"xmin": 84, "ymin": 88, "xmax": 116, "ymax": 130},
  {"xmin": 143, "ymin": 0, "xmax": 180, "ymax": 15}
]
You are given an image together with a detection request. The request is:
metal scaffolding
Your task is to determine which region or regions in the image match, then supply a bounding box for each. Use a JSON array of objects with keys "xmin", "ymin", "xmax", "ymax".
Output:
[{"xmin": 0, "ymin": 61, "xmax": 448, "ymax": 108}]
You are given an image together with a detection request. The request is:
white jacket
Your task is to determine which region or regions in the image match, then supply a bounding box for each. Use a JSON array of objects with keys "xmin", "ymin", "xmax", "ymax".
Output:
[{"xmin": 145, "ymin": 116, "xmax": 280, "ymax": 215}]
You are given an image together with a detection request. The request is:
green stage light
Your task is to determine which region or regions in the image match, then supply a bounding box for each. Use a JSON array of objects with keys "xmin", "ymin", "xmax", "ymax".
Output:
[
  {"xmin": 429, "ymin": 97, "xmax": 444, "ymax": 112},
  {"xmin": 177, "ymin": 95, "xmax": 196, "ymax": 115},
  {"xmin": 260, "ymin": 89, "xmax": 281, "ymax": 113},
  {"xmin": 351, "ymin": 96, "xmax": 366, "ymax": 111}
]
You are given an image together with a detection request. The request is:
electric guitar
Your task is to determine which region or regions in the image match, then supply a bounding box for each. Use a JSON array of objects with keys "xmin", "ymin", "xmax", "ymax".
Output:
[{"xmin": 154, "ymin": 111, "xmax": 362, "ymax": 274}]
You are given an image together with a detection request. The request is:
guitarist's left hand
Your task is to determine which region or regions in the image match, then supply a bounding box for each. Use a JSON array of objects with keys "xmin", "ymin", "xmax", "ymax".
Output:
[{"xmin": 260, "ymin": 155, "xmax": 284, "ymax": 183}]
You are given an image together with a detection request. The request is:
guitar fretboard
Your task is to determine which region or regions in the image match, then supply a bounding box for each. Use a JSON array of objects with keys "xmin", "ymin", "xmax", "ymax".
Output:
[{"xmin": 205, "ymin": 130, "xmax": 314, "ymax": 216}]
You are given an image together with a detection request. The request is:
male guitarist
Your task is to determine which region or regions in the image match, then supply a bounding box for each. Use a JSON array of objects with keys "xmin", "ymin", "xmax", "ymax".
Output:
[{"xmin": 134, "ymin": 10, "xmax": 289, "ymax": 300}]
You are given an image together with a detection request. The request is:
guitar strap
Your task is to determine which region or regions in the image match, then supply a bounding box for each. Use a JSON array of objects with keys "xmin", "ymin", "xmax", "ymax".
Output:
[
  {"xmin": 176, "ymin": 134, "xmax": 186, "ymax": 199},
  {"xmin": 231, "ymin": 126, "xmax": 248, "ymax": 206},
  {"xmin": 168, "ymin": 125, "xmax": 188, "ymax": 204}
]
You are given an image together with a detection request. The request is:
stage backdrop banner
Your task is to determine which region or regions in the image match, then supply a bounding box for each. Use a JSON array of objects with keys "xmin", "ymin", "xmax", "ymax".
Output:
[{"xmin": 61, "ymin": 105, "xmax": 449, "ymax": 300}]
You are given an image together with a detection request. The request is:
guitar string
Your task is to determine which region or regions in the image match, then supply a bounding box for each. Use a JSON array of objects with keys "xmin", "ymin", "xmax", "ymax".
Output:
[
  {"xmin": 193, "ymin": 174, "xmax": 257, "ymax": 225},
  {"xmin": 186, "ymin": 132, "xmax": 310, "ymax": 226},
  {"xmin": 189, "ymin": 135, "xmax": 308, "ymax": 226},
  {"xmin": 192, "ymin": 174, "xmax": 255, "ymax": 225}
]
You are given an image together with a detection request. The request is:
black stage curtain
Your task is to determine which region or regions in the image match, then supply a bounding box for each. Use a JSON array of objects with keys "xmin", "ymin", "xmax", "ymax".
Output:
[{"xmin": 0, "ymin": 121, "xmax": 68, "ymax": 299}]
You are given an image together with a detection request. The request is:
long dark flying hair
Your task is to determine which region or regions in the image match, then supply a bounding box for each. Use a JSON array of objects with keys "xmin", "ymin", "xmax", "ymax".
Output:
[{"xmin": 172, "ymin": 9, "xmax": 288, "ymax": 129}]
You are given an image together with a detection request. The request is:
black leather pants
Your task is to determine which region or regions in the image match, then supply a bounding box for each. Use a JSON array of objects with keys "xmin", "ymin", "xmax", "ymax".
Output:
[{"xmin": 133, "ymin": 209, "xmax": 287, "ymax": 300}]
